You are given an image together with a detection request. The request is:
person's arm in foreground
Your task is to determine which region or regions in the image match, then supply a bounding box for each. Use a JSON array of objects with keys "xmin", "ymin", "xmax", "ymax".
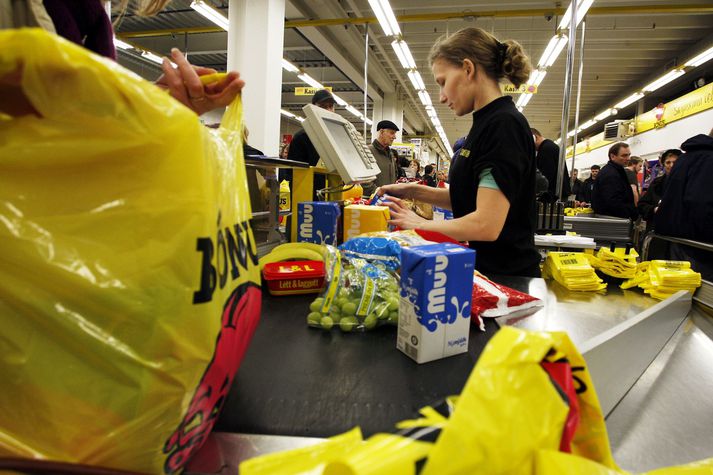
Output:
[{"xmin": 378, "ymin": 182, "xmax": 452, "ymax": 210}]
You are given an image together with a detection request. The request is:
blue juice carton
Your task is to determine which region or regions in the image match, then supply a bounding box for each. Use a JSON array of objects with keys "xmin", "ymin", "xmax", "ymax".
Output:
[
  {"xmin": 432, "ymin": 206, "xmax": 454, "ymax": 221},
  {"xmin": 397, "ymin": 243, "xmax": 475, "ymax": 363},
  {"xmin": 297, "ymin": 201, "xmax": 340, "ymax": 245}
]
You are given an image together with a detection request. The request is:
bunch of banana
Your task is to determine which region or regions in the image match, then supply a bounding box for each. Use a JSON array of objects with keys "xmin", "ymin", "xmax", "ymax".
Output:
[{"xmin": 258, "ymin": 242, "xmax": 326, "ymax": 270}]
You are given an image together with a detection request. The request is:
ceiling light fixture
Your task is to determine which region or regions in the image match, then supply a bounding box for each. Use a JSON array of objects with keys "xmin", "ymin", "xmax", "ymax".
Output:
[
  {"xmin": 528, "ymin": 69, "xmax": 547, "ymax": 87},
  {"xmin": 297, "ymin": 73, "xmax": 323, "ymax": 90},
  {"xmin": 114, "ymin": 38, "xmax": 133, "ymax": 50},
  {"xmin": 516, "ymin": 93, "xmax": 533, "ymax": 109},
  {"xmin": 594, "ymin": 108, "xmax": 617, "ymax": 121},
  {"xmin": 614, "ymin": 92, "xmax": 644, "ymax": 110},
  {"xmin": 558, "ymin": 0, "xmax": 594, "ymax": 31},
  {"xmin": 418, "ymin": 90, "xmax": 432, "ymax": 107},
  {"xmin": 367, "ymin": 0, "xmax": 401, "ymax": 37},
  {"xmin": 407, "ymin": 70, "xmax": 426, "ymax": 91},
  {"xmin": 331, "ymin": 94, "xmax": 348, "ymax": 107},
  {"xmin": 281, "ymin": 58, "xmax": 299, "ymax": 73},
  {"xmin": 538, "ymin": 35, "xmax": 568, "ymax": 68},
  {"xmin": 642, "ymin": 69, "xmax": 685, "ymax": 92},
  {"xmin": 140, "ymin": 50, "xmax": 164, "ymax": 65},
  {"xmin": 685, "ymin": 45, "xmax": 713, "ymax": 67},
  {"xmin": 391, "ymin": 40, "xmax": 417, "ymax": 69},
  {"xmin": 190, "ymin": 0, "xmax": 229, "ymax": 31}
]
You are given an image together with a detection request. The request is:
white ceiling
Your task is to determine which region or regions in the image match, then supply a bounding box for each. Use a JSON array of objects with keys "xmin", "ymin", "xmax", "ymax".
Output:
[{"xmin": 115, "ymin": 0, "xmax": 713, "ymax": 148}]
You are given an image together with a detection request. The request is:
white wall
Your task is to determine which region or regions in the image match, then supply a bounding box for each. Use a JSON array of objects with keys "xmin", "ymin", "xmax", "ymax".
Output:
[{"xmin": 567, "ymin": 107, "xmax": 713, "ymax": 173}]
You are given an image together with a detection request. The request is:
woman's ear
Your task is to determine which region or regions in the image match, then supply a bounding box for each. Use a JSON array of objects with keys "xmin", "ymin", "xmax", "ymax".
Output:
[{"xmin": 462, "ymin": 59, "xmax": 476, "ymax": 80}]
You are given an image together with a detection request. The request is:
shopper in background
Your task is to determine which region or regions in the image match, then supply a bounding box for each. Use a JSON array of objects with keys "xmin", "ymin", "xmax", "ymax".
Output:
[
  {"xmin": 423, "ymin": 164, "xmax": 438, "ymax": 187},
  {"xmin": 638, "ymin": 149, "xmax": 680, "ymax": 232},
  {"xmin": 378, "ymin": 27, "xmax": 541, "ymax": 277},
  {"xmin": 436, "ymin": 171, "xmax": 448, "ymax": 188},
  {"xmin": 406, "ymin": 160, "xmax": 423, "ymax": 180},
  {"xmin": 625, "ymin": 156, "xmax": 643, "ymax": 205},
  {"xmin": 578, "ymin": 164, "xmax": 599, "ymax": 204},
  {"xmin": 279, "ymin": 142, "xmax": 290, "ymax": 160},
  {"xmin": 363, "ymin": 120, "xmax": 404, "ymax": 196},
  {"xmin": 654, "ymin": 131, "xmax": 713, "ymax": 280},
  {"xmin": 592, "ymin": 142, "xmax": 638, "ymax": 220},
  {"xmin": 532, "ymin": 128, "xmax": 571, "ymax": 202},
  {"xmin": 570, "ymin": 169, "xmax": 584, "ymax": 202},
  {"xmin": 286, "ymin": 89, "xmax": 335, "ymax": 198}
]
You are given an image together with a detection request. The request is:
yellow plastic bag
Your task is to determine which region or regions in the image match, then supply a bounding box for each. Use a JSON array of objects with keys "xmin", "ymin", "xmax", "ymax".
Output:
[{"xmin": 0, "ymin": 29, "xmax": 262, "ymax": 474}]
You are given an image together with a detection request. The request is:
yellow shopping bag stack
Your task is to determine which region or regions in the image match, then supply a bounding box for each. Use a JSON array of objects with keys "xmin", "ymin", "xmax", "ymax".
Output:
[
  {"xmin": 593, "ymin": 246, "xmax": 638, "ymax": 279},
  {"xmin": 542, "ymin": 252, "xmax": 607, "ymax": 292},
  {"xmin": 642, "ymin": 261, "xmax": 701, "ymax": 300}
]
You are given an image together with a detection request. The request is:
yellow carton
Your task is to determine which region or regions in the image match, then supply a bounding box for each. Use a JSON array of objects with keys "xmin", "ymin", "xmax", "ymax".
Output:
[{"xmin": 343, "ymin": 205, "xmax": 390, "ymax": 241}]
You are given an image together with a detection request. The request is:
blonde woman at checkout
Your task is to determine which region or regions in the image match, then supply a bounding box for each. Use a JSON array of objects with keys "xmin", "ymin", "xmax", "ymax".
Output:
[{"xmin": 378, "ymin": 27, "xmax": 541, "ymax": 277}]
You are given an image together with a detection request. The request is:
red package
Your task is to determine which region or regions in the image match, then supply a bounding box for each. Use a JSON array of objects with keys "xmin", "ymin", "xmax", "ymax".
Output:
[{"xmin": 472, "ymin": 272, "xmax": 543, "ymax": 318}]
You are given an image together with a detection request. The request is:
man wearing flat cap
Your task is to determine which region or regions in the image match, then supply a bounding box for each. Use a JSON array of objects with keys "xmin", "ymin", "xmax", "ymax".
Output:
[
  {"xmin": 364, "ymin": 120, "xmax": 406, "ymax": 195},
  {"xmin": 286, "ymin": 89, "xmax": 336, "ymax": 197}
]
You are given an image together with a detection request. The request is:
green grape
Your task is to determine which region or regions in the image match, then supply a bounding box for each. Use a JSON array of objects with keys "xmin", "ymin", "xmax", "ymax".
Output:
[
  {"xmin": 320, "ymin": 316, "xmax": 334, "ymax": 330},
  {"xmin": 387, "ymin": 313, "xmax": 399, "ymax": 325},
  {"xmin": 386, "ymin": 297, "xmax": 399, "ymax": 311},
  {"xmin": 339, "ymin": 316, "xmax": 358, "ymax": 332},
  {"xmin": 307, "ymin": 312, "xmax": 322, "ymax": 326},
  {"xmin": 309, "ymin": 298, "xmax": 325, "ymax": 313},
  {"xmin": 335, "ymin": 297, "xmax": 348, "ymax": 309},
  {"xmin": 341, "ymin": 301, "xmax": 357, "ymax": 316},
  {"xmin": 363, "ymin": 314, "xmax": 377, "ymax": 330}
]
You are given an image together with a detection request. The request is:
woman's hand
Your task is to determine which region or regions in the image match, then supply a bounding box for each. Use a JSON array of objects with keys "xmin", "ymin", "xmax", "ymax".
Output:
[
  {"xmin": 156, "ymin": 48, "xmax": 245, "ymax": 115},
  {"xmin": 385, "ymin": 196, "xmax": 429, "ymax": 230},
  {"xmin": 377, "ymin": 182, "xmax": 414, "ymax": 199}
]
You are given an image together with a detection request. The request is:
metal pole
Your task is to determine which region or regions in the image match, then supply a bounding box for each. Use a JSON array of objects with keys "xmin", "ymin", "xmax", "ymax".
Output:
[
  {"xmin": 555, "ymin": 0, "xmax": 578, "ymax": 200},
  {"xmin": 570, "ymin": 19, "xmax": 586, "ymax": 188},
  {"xmin": 363, "ymin": 26, "xmax": 369, "ymax": 142}
]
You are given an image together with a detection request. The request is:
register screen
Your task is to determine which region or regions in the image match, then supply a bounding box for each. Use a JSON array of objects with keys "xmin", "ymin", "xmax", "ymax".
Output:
[{"xmin": 322, "ymin": 117, "xmax": 362, "ymax": 163}]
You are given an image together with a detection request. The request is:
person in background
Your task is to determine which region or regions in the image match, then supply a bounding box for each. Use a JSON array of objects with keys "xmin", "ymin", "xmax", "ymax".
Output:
[
  {"xmin": 423, "ymin": 164, "xmax": 438, "ymax": 187},
  {"xmin": 638, "ymin": 149, "xmax": 680, "ymax": 232},
  {"xmin": 287, "ymin": 89, "xmax": 335, "ymax": 198},
  {"xmin": 407, "ymin": 160, "xmax": 422, "ymax": 180},
  {"xmin": 436, "ymin": 171, "xmax": 448, "ymax": 188},
  {"xmin": 625, "ymin": 156, "xmax": 643, "ymax": 205},
  {"xmin": 363, "ymin": 120, "xmax": 403, "ymax": 196},
  {"xmin": 531, "ymin": 128, "xmax": 571, "ymax": 201},
  {"xmin": 279, "ymin": 142, "xmax": 290, "ymax": 160},
  {"xmin": 570, "ymin": 169, "xmax": 583, "ymax": 203},
  {"xmin": 578, "ymin": 164, "xmax": 599, "ymax": 204},
  {"xmin": 378, "ymin": 27, "xmax": 541, "ymax": 277},
  {"xmin": 654, "ymin": 131, "xmax": 713, "ymax": 280},
  {"xmin": 592, "ymin": 142, "xmax": 637, "ymax": 220}
]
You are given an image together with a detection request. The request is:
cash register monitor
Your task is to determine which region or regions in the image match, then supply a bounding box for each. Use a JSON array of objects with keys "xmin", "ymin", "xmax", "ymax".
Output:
[{"xmin": 301, "ymin": 104, "xmax": 380, "ymax": 184}]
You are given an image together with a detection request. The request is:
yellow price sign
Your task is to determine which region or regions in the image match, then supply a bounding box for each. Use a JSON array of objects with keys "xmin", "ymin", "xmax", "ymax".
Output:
[
  {"xmin": 295, "ymin": 86, "xmax": 332, "ymax": 95},
  {"xmin": 501, "ymin": 84, "xmax": 538, "ymax": 94}
]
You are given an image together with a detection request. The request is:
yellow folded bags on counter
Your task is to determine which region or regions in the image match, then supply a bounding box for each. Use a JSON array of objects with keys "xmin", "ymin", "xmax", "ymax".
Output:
[
  {"xmin": 0, "ymin": 29, "xmax": 261, "ymax": 474},
  {"xmin": 622, "ymin": 260, "xmax": 702, "ymax": 300},
  {"xmin": 543, "ymin": 252, "xmax": 607, "ymax": 292},
  {"xmin": 592, "ymin": 247, "xmax": 638, "ymax": 279}
]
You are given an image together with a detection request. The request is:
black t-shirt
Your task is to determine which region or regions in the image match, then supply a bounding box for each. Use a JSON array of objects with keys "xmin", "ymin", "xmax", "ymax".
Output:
[
  {"xmin": 537, "ymin": 138, "xmax": 571, "ymax": 200},
  {"xmin": 286, "ymin": 128, "xmax": 325, "ymax": 199},
  {"xmin": 448, "ymin": 96, "xmax": 541, "ymax": 277}
]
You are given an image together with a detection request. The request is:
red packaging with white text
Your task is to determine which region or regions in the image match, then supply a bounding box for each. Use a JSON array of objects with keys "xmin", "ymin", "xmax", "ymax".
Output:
[
  {"xmin": 263, "ymin": 260, "xmax": 326, "ymax": 296},
  {"xmin": 472, "ymin": 272, "xmax": 543, "ymax": 319}
]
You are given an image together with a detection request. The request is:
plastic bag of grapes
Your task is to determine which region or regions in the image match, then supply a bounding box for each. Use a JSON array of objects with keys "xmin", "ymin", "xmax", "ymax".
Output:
[{"xmin": 307, "ymin": 248, "xmax": 399, "ymax": 332}]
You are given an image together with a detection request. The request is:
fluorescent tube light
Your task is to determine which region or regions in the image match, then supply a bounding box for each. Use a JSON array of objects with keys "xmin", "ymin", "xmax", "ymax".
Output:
[
  {"xmin": 297, "ymin": 73, "xmax": 323, "ymax": 89},
  {"xmin": 567, "ymin": 130, "xmax": 577, "ymax": 137},
  {"xmin": 190, "ymin": 0, "xmax": 228, "ymax": 31},
  {"xmin": 594, "ymin": 108, "xmax": 617, "ymax": 121},
  {"xmin": 407, "ymin": 70, "xmax": 426, "ymax": 90},
  {"xmin": 685, "ymin": 45, "xmax": 713, "ymax": 67},
  {"xmin": 614, "ymin": 92, "xmax": 644, "ymax": 110},
  {"xmin": 516, "ymin": 93, "xmax": 533, "ymax": 108},
  {"xmin": 364, "ymin": 117, "xmax": 374, "ymax": 126},
  {"xmin": 345, "ymin": 105, "xmax": 363, "ymax": 118},
  {"xmin": 281, "ymin": 58, "xmax": 299, "ymax": 73},
  {"xmin": 558, "ymin": 0, "xmax": 594, "ymax": 31},
  {"xmin": 418, "ymin": 90, "xmax": 432, "ymax": 106},
  {"xmin": 368, "ymin": 0, "xmax": 401, "ymax": 37},
  {"xmin": 280, "ymin": 109, "xmax": 296, "ymax": 119},
  {"xmin": 528, "ymin": 69, "xmax": 547, "ymax": 87},
  {"xmin": 643, "ymin": 69, "xmax": 685, "ymax": 92},
  {"xmin": 430, "ymin": 116, "xmax": 441, "ymax": 127},
  {"xmin": 114, "ymin": 38, "xmax": 133, "ymax": 50},
  {"xmin": 578, "ymin": 119, "xmax": 595, "ymax": 130},
  {"xmin": 538, "ymin": 35, "xmax": 568, "ymax": 68},
  {"xmin": 141, "ymin": 50, "xmax": 164, "ymax": 64},
  {"xmin": 331, "ymin": 94, "xmax": 348, "ymax": 107},
  {"xmin": 391, "ymin": 40, "xmax": 417, "ymax": 69}
]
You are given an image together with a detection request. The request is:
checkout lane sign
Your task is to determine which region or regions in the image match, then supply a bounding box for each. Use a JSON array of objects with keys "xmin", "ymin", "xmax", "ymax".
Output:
[
  {"xmin": 501, "ymin": 84, "xmax": 538, "ymax": 94},
  {"xmin": 295, "ymin": 86, "xmax": 333, "ymax": 95}
]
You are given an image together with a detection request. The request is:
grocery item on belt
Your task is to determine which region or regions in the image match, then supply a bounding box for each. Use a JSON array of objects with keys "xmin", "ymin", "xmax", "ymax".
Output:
[
  {"xmin": 397, "ymin": 243, "xmax": 475, "ymax": 363},
  {"xmin": 297, "ymin": 201, "xmax": 341, "ymax": 245},
  {"xmin": 339, "ymin": 229, "xmax": 434, "ymax": 270},
  {"xmin": 471, "ymin": 272, "xmax": 543, "ymax": 321},
  {"xmin": 262, "ymin": 260, "xmax": 325, "ymax": 296},
  {"xmin": 543, "ymin": 252, "xmax": 607, "ymax": 292},
  {"xmin": 432, "ymin": 206, "xmax": 454, "ymax": 220},
  {"xmin": 343, "ymin": 204, "xmax": 390, "ymax": 241},
  {"xmin": 306, "ymin": 247, "xmax": 400, "ymax": 332}
]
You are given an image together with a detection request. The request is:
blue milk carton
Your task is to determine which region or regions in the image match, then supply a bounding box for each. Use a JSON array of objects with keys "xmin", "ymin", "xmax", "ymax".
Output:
[
  {"xmin": 397, "ymin": 243, "xmax": 475, "ymax": 364},
  {"xmin": 297, "ymin": 201, "xmax": 340, "ymax": 245}
]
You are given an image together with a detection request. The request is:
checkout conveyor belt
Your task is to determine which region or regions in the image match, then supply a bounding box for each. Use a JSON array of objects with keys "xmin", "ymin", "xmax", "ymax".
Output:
[{"xmin": 206, "ymin": 276, "xmax": 713, "ymax": 473}]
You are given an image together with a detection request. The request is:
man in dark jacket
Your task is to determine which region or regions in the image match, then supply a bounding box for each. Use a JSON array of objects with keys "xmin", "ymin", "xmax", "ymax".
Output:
[
  {"xmin": 364, "ymin": 120, "xmax": 405, "ymax": 195},
  {"xmin": 638, "ymin": 149, "xmax": 681, "ymax": 232},
  {"xmin": 656, "ymin": 133, "xmax": 713, "ymax": 243},
  {"xmin": 592, "ymin": 142, "xmax": 638, "ymax": 220},
  {"xmin": 578, "ymin": 164, "xmax": 599, "ymax": 204},
  {"xmin": 532, "ymin": 128, "xmax": 571, "ymax": 201}
]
